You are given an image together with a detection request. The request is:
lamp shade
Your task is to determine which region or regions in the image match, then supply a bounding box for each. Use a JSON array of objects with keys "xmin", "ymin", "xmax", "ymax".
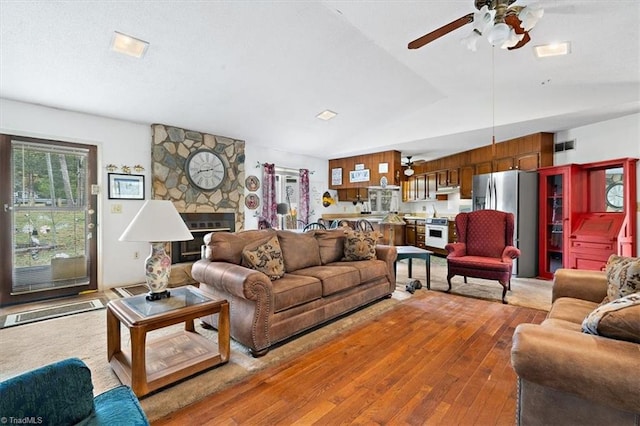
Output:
[{"xmin": 119, "ymin": 200, "xmax": 193, "ymax": 242}]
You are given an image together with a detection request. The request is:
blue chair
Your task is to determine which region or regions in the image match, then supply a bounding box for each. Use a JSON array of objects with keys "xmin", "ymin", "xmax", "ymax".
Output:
[{"xmin": 0, "ymin": 358, "xmax": 149, "ymax": 425}]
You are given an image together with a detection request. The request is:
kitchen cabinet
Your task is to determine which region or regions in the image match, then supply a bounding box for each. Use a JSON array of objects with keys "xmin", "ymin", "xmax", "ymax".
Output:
[
  {"xmin": 329, "ymin": 150, "xmax": 401, "ymax": 190},
  {"xmin": 459, "ymin": 166, "xmax": 474, "ymax": 199},
  {"xmin": 404, "ymin": 219, "xmax": 417, "ymax": 246},
  {"xmin": 416, "ymin": 221, "xmax": 426, "ymax": 249},
  {"xmin": 436, "ymin": 168, "xmax": 459, "ymax": 187},
  {"xmin": 337, "ymin": 188, "xmax": 368, "ymax": 203}
]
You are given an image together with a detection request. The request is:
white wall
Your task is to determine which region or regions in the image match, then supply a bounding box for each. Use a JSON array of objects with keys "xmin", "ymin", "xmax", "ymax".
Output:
[
  {"xmin": 1, "ymin": 98, "xmax": 336, "ymax": 289},
  {"xmin": 243, "ymin": 145, "xmax": 338, "ymax": 229}
]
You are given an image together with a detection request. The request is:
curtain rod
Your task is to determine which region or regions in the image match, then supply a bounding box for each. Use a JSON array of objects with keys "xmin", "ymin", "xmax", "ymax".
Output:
[{"xmin": 255, "ymin": 161, "xmax": 315, "ymax": 174}]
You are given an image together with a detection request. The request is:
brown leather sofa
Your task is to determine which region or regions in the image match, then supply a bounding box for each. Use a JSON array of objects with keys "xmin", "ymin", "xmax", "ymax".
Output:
[
  {"xmin": 511, "ymin": 268, "xmax": 640, "ymax": 425},
  {"xmin": 191, "ymin": 228, "xmax": 397, "ymax": 356}
]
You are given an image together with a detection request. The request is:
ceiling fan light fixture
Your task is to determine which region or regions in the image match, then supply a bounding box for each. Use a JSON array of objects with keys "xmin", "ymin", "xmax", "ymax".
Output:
[
  {"xmin": 472, "ymin": 5, "xmax": 495, "ymax": 34},
  {"xmin": 487, "ymin": 23, "xmax": 511, "ymax": 47},
  {"xmin": 502, "ymin": 30, "xmax": 524, "ymax": 49},
  {"xmin": 404, "ymin": 167, "xmax": 415, "ymax": 177},
  {"xmin": 519, "ymin": 5, "xmax": 544, "ymax": 31},
  {"xmin": 461, "ymin": 30, "xmax": 482, "ymax": 51}
]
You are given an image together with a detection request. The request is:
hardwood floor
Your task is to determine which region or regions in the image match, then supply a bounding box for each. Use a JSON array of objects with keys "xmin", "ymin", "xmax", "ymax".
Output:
[{"xmin": 154, "ymin": 291, "xmax": 547, "ymax": 425}]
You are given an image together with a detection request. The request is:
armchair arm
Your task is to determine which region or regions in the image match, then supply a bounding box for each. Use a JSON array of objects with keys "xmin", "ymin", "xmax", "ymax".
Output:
[
  {"xmin": 0, "ymin": 358, "xmax": 95, "ymax": 425},
  {"xmin": 552, "ymin": 268, "xmax": 608, "ymax": 303},
  {"xmin": 512, "ymin": 324, "xmax": 640, "ymax": 414},
  {"xmin": 191, "ymin": 259, "xmax": 273, "ymax": 302},
  {"xmin": 445, "ymin": 242, "xmax": 466, "ymax": 257},
  {"xmin": 501, "ymin": 245, "xmax": 520, "ymax": 260},
  {"xmin": 376, "ymin": 244, "xmax": 398, "ymax": 284}
]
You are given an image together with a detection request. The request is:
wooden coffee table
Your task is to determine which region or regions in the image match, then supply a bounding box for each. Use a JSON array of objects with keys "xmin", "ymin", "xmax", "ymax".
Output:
[
  {"xmin": 107, "ymin": 285, "xmax": 229, "ymax": 397},
  {"xmin": 394, "ymin": 246, "xmax": 434, "ymax": 289}
]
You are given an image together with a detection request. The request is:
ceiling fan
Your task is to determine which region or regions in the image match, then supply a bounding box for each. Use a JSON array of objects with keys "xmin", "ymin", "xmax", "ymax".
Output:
[
  {"xmin": 408, "ymin": 0, "xmax": 544, "ymax": 51},
  {"xmin": 403, "ymin": 156, "xmax": 415, "ymax": 177}
]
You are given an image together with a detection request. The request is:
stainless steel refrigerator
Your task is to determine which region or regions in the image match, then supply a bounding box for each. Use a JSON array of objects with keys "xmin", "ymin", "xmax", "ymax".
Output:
[{"xmin": 472, "ymin": 170, "xmax": 538, "ymax": 277}]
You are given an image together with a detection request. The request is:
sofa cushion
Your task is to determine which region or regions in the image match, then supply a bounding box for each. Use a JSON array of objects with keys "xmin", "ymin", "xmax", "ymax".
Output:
[
  {"xmin": 277, "ymin": 230, "xmax": 322, "ymax": 272},
  {"xmin": 604, "ymin": 255, "xmax": 640, "ymax": 302},
  {"xmin": 343, "ymin": 230, "xmax": 382, "ymax": 261},
  {"xmin": 242, "ymin": 235, "xmax": 285, "ymax": 280},
  {"xmin": 547, "ymin": 297, "xmax": 598, "ymax": 324},
  {"xmin": 582, "ymin": 292, "xmax": 640, "ymax": 344},
  {"xmin": 314, "ymin": 229, "xmax": 346, "ymax": 264},
  {"xmin": 271, "ymin": 274, "xmax": 322, "ymax": 312},
  {"xmin": 292, "ymin": 265, "xmax": 361, "ymax": 296},
  {"xmin": 206, "ymin": 229, "xmax": 276, "ymax": 264},
  {"xmin": 334, "ymin": 259, "xmax": 388, "ymax": 283}
]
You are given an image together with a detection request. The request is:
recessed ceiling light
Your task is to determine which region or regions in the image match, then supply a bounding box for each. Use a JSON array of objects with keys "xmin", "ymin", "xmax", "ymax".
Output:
[
  {"xmin": 111, "ymin": 31, "xmax": 149, "ymax": 58},
  {"xmin": 534, "ymin": 41, "xmax": 571, "ymax": 58},
  {"xmin": 316, "ymin": 110, "xmax": 337, "ymax": 121}
]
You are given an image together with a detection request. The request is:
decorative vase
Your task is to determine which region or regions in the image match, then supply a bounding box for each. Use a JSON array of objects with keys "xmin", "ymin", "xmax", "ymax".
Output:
[{"xmin": 144, "ymin": 242, "xmax": 172, "ymax": 300}]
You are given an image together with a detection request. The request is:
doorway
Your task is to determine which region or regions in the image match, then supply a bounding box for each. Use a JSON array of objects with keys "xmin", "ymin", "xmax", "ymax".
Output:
[{"xmin": 0, "ymin": 135, "xmax": 98, "ymax": 306}]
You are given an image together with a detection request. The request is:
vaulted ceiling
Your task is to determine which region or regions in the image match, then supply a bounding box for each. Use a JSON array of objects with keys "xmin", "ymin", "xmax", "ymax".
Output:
[{"xmin": 1, "ymin": 1, "xmax": 638, "ymax": 161}]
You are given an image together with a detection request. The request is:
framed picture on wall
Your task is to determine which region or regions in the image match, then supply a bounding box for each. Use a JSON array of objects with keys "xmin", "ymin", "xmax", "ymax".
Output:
[{"xmin": 108, "ymin": 173, "xmax": 145, "ymax": 200}]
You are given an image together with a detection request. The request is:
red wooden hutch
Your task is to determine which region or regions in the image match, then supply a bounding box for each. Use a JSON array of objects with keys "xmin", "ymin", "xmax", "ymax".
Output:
[{"xmin": 537, "ymin": 158, "xmax": 637, "ymax": 279}]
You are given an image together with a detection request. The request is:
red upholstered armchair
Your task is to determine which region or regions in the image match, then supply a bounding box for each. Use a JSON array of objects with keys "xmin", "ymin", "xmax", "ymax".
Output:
[{"xmin": 445, "ymin": 210, "xmax": 521, "ymax": 303}]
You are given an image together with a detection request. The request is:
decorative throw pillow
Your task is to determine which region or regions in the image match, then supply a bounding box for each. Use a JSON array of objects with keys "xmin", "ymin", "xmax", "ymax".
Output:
[
  {"xmin": 582, "ymin": 292, "xmax": 640, "ymax": 344},
  {"xmin": 241, "ymin": 235, "xmax": 285, "ymax": 280},
  {"xmin": 342, "ymin": 229, "xmax": 382, "ymax": 261},
  {"xmin": 604, "ymin": 255, "xmax": 640, "ymax": 302}
]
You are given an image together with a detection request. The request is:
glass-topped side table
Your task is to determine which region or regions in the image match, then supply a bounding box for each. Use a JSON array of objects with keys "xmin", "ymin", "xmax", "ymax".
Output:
[{"xmin": 107, "ymin": 285, "xmax": 230, "ymax": 397}]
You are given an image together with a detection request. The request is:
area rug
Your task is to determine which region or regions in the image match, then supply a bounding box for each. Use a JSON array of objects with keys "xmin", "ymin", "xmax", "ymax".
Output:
[
  {"xmin": 111, "ymin": 284, "xmax": 149, "ymax": 298},
  {"xmin": 399, "ymin": 255, "xmax": 553, "ymax": 311},
  {"xmin": 0, "ymin": 297, "xmax": 108, "ymax": 329}
]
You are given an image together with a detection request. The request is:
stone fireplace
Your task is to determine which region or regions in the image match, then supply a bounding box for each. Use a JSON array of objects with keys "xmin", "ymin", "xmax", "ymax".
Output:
[
  {"xmin": 151, "ymin": 123, "xmax": 245, "ymax": 285},
  {"xmin": 171, "ymin": 212, "xmax": 235, "ymax": 264}
]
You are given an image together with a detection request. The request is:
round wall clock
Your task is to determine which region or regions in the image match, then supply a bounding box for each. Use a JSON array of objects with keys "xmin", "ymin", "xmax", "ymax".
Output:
[
  {"xmin": 605, "ymin": 182, "xmax": 623, "ymax": 209},
  {"xmin": 185, "ymin": 149, "xmax": 226, "ymax": 191}
]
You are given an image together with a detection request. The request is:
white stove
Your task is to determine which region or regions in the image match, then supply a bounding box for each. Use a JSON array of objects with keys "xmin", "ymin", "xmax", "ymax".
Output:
[{"xmin": 425, "ymin": 218, "xmax": 449, "ymax": 249}]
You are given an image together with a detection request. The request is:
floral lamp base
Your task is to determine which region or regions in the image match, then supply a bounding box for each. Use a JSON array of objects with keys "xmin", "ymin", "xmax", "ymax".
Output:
[{"xmin": 144, "ymin": 242, "xmax": 172, "ymax": 301}]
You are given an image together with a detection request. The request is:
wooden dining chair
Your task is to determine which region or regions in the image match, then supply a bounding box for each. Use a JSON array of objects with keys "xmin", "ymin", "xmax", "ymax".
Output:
[{"xmin": 303, "ymin": 222, "xmax": 327, "ymax": 231}]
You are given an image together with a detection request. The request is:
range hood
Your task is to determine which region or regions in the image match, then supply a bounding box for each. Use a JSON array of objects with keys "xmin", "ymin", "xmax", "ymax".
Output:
[{"xmin": 435, "ymin": 186, "xmax": 460, "ymax": 195}]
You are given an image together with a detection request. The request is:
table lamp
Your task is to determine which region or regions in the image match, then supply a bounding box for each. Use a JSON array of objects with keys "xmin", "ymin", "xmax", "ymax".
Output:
[{"xmin": 119, "ymin": 200, "xmax": 193, "ymax": 301}]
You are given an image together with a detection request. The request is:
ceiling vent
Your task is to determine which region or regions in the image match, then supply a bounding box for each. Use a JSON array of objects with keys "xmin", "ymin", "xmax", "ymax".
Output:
[{"xmin": 554, "ymin": 140, "xmax": 576, "ymax": 153}]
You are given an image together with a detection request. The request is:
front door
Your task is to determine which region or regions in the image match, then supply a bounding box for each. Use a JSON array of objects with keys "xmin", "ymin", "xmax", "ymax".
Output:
[{"xmin": 0, "ymin": 135, "xmax": 98, "ymax": 306}]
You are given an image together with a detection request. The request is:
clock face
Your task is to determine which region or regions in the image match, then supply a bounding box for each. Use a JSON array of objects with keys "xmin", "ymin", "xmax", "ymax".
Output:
[
  {"xmin": 605, "ymin": 182, "xmax": 623, "ymax": 209},
  {"xmin": 185, "ymin": 149, "xmax": 226, "ymax": 191}
]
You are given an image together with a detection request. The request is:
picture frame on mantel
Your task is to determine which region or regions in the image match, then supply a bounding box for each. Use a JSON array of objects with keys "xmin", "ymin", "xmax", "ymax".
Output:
[{"xmin": 108, "ymin": 173, "xmax": 145, "ymax": 200}]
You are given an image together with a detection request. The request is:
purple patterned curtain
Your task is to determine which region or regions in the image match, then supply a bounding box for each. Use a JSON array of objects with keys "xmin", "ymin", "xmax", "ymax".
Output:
[
  {"xmin": 299, "ymin": 169, "xmax": 310, "ymax": 224},
  {"xmin": 261, "ymin": 163, "xmax": 277, "ymax": 228}
]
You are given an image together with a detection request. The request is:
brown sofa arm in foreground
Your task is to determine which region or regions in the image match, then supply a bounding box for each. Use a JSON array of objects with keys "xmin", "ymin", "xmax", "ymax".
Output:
[
  {"xmin": 512, "ymin": 324, "xmax": 640, "ymax": 425},
  {"xmin": 551, "ymin": 268, "xmax": 608, "ymax": 303}
]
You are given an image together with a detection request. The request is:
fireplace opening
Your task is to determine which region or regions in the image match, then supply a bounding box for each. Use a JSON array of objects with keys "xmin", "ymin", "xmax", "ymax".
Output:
[{"xmin": 171, "ymin": 213, "xmax": 235, "ymax": 264}]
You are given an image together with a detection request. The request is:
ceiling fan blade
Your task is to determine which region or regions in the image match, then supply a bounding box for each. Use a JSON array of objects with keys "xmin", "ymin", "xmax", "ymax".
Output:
[
  {"xmin": 508, "ymin": 32, "xmax": 531, "ymax": 50},
  {"xmin": 408, "ymin": 13, "xmax": 474, "ymax": 49},
  {"xmin": 504, "ymin": 14, "xmax": 531, "ymax": 50}
]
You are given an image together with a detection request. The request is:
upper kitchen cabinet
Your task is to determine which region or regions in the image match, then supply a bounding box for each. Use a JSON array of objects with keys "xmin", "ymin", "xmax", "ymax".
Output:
[{"xmin": 329, "ymin": 150, "xmax": 401, "ymax": 190}]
